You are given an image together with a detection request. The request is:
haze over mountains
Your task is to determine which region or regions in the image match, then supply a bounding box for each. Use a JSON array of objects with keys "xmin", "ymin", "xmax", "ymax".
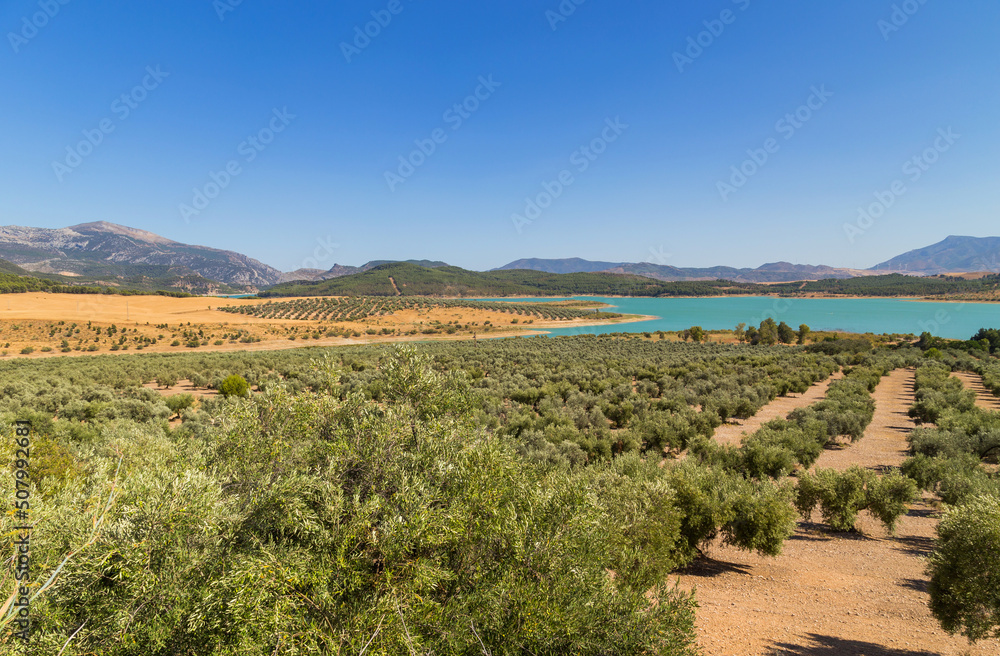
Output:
[
  {"xmin": 0, "ymin": 223, "xmax": 996, "ymax": 292},
  {"xmin": 496, "ymin": 259, "xmax": 866, "ymax": 283},
  {"xmin": 873, "ymin": 235, "xmax": 1000, "ymax": 275}
]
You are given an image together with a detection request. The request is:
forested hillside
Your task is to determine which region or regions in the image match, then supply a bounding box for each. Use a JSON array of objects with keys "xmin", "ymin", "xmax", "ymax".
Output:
[{"xmin": 263, "ymin": 263, "xmax": 1000, "ymax": 300}]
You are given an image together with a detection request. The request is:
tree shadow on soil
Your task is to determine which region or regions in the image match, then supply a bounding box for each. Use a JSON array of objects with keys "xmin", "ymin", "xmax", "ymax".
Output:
[
  {"xmin": 766, "ymin": 633, "xmax": 938, "ymax": 656},
  {"xmin": 904, "ymin": 506, "xmax": 938, "ymax": 519},
  {"xmin": 893, "ymin": 534, "xmax": 935, "ymax": 558},
  {"xmin": 677, "ymin": 555, "xmax": 752, "ymax": 578},
  {"xmin": 795, "ymin": 523, "xmax": 878, "ymax": 542},
  {"xmin": 899, "ymin": 577, "xmax": 929, "ymax": 593}
]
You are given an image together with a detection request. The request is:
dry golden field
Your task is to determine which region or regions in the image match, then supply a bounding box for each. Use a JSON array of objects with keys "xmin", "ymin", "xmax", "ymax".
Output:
[{"xmin": 0, "ymin": 293, "xmax": 635, "ymax": 358}]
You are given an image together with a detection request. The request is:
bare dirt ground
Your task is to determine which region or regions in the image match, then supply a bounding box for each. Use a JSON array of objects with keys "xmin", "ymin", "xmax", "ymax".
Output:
[
  {"xmin": 713, "ymin": 372, "xmax": 844, "ymax": 446},
  {"xmin": 953, "ymin": 371, "xmax": 1000, "ymax": 412},
  {"xmin": 0, "ymin": 292, "xmax": 635, "ymax": 359},
  {"xmin": 142, "ymin": 379, "xmax": 219, "ymax": 400},
  {"xmin": 810, "ymin": 368, "xmax": 915, "ymax": 473},
  {"xmin": 675, "ymin": 368, "xmax": 1000, "ymax": 655}
]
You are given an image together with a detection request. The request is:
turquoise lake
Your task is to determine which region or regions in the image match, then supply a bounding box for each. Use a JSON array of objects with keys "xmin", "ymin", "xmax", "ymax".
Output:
[{"xmin": 494, "ymin": 297, "xmax": 999, "ymax": 340}]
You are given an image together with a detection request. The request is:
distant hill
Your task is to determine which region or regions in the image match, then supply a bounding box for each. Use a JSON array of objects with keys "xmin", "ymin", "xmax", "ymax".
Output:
[
  {"xmin": 496, "ymin": 258, "xmax": 626, "ymax": 275},
  {"xmin": 278, "ymin": 260, "xmax": 450, "ymax": 284},
  {"xmin": 4, "ymin": 221, "xmax": 996, "ymax": 295},
  {"xmin": 0, "ymin": 222, "xmax": 281, "ymax": 290},
  {"xmin": 0, "ymin": 257, "xmax": 29, "ymax": 277},
  {"xmin": 497, "ymin": 258, "xmax": 861, "ymax": 283},
  {"xmin": 262, "ymin": 262, "xmax": 679, "ymax": 298},
  {"xmin": 872, "ymin": 236, "xmax": 1000, "ymax": 275},
  {"xmin": 362, "ymin": 259, "xmax": 450, "ymax": 270},
  {"xmin": 264, "ymin": 264, "xmax": 1000, "ymax": 300}
]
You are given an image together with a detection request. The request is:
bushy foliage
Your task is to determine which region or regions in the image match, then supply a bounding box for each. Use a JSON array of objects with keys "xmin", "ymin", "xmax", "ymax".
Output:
[
  {"xmin": 909, "ymin": 363, "xmax": 977, "ymax": 424},
  {"xmin": 690, "ymin": 417, "xmax": 830, "ymax": 480},
  {"xmin": 165, "ymin": 393, "xmax": 195, "ymax": 418},
  {"xmin": 2, "ymin": 348, "xmax": 701, "ymax": 654},
  {"xmin": 971, "ymin": 328, "xmax": 1000, "ymax": 354},
  {"xmin": 218, "ymin": 374, "xmax": 249, "ymax": 398},
  {"xmin": 928, "ymin": 493, "xmax": 1000, "ymax": 642},
  {"xmin": 795, "ymin": 466, "xmax": 917, "ymax": 533},
  {"xmin": 660, "ymin": 461, "xmax": 797, "ymax": 560},
  {"xmin": 789, "ymin": 375, "xmax": 878, "ymax": 442},
  {"xmin": 902, "ymin": 453, "xmax": 999, "ymax": 506},
  {"xmin": 908, "ymin": 425, "xmax": 1000, "ymax": 462}
]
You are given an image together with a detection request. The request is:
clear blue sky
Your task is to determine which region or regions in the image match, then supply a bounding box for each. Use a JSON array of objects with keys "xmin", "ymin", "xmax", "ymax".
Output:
[{"xmin": 2, "ymin": 1, "xmax": 998, "ymax": 272}]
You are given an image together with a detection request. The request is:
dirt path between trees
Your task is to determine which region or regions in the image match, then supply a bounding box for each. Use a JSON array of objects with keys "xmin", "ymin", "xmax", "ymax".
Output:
[
  {"xmin": 810, "ymin": 368, "xmax": 915, "ymax": 473},
  {"xmin": 675, "ymin": 368, "xmax": 1000, "ymax": 655},
  {"xmin": 954, "ymin": 370, "xmax": 1000, "ymax": 412},
  {"xmin": 713, "ymin": 372, "xmax": 844, "ymax": 446}
]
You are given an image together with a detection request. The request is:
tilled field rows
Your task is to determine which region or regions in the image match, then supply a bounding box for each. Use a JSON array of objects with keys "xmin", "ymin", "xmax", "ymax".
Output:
[
  {"xmin": 677, "ymin": 368, "xmax": 1000, "ymax": 655},
  {"xmin": 954, "ymin": 370, "xmax": 1000, "ymax": 412},
  {"xmin": 712, "ymin": 371, "xmax": 844, "ymax": 447}
]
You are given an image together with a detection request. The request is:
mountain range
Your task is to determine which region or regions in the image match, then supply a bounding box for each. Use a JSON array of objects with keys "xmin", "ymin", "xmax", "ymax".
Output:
[
  {"xmin": 873, "ymin": 235, "xmax": 1000, "ymax": 275},
  {"xmin": 496, "ymin": 259, "xmax": 867, "ymax": 283},
  {"xmin": 0, "ymin": 222, "xmax": 280, "ymax": 292},
  {"xmin": 0, "ymin": 222, "xmax": 997, "ymax": 293}
]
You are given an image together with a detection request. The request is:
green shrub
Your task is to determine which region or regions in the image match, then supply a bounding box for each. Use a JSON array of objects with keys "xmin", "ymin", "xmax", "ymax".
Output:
[
  {"xmin": 662, "ymin": 461, "xmax": 797, "ymax": 561},
  {"xmin": 928, "ymin": 493, "xmax": 1000, "ymax": 642},
  {"xmin": 218, "ymin": 375, "xmax": 249, "ymax": 398},
  {"xmin": 165, "ymin": 393, "xmax": 195, "ymax": 418},
  {"xmin": 796, "ymin": 466, "xmax": 917, "ymax": 533},
  {"xmin": 903, "ymin": 454, "xmax": 999, "ymax": 506}
]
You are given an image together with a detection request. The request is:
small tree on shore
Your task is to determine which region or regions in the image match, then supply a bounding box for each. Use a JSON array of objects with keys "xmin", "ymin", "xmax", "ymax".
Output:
[{"xmin": 777, "ymin": 322, "xmax": 796, "ymax": 344}]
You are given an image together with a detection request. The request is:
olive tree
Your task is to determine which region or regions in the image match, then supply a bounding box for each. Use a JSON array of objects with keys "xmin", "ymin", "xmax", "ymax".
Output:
[
  {"xmin": 928, "ymin": 494, "xmax": 1000, "ymax": 642},
  {"xmin": 164, "ymin": 393, "xmax": 195, "ymax": 419}
]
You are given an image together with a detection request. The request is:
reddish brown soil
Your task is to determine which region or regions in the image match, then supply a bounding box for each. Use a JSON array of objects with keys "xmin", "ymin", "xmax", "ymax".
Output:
[
  {"xmin": 713, "ymin": 372, "xmax": 844, "ymax": 446},
  {"xmin": 953, "ymin": 371, "xmax": 1000, "ymax": 412},
  {"xmin": 811, "ymin": 368, "xmax": 915, "ymax": 473},
  {"xmin": 143, "ymin": 379, "xmax": 219, "ymax": 400},
  {"xmin": 675, "ymin": 368, "xmax": 1000, "ymax": 655}
]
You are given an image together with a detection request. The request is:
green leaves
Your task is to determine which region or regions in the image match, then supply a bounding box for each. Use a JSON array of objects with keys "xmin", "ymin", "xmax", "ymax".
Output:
[
  {"xmin": 218, "ymin": 374, "xmax": 249, "ymax": 398},
  {"xmin": 928, "ymin": 493, "xmax": 1000, "ymax": 642},
  {"xmin": 795, "ymin": 466, "xmax": 917, "ymax": 533}
]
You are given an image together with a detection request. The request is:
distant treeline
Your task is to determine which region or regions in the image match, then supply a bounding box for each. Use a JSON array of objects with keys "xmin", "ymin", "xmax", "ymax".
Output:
[
  {"xmin": 261, "ymin": 263, "xmax": 1000, "ymax": 299},
  {"xmin": 770, "ymin": 273, "xmax": 1000, "ymax": 297},
  {"xmin": 0, "ymin": 272, "xmax": 193, "ymax": 297}
]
